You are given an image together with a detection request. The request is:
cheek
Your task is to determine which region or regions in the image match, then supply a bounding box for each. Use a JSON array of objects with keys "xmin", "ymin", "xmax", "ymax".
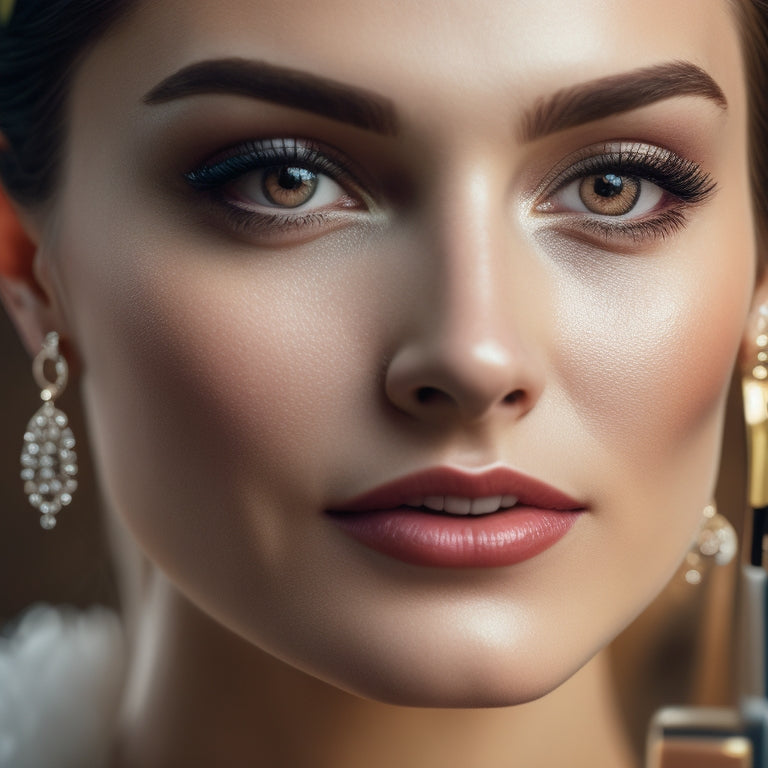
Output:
[
  {"xmin": 551, "ymin": 159, "xmax": 758, "ymax": 468},
  {"xmin": 542, "ymin": 213, "xmax": 755, "ymax": 616},
  {"xmin": 555, "ymin": 236, "xmax": 752, "ymax": 472},
  {"xmin": 58, "ymin": 226, "xmax": 387, "ymax": 581}
]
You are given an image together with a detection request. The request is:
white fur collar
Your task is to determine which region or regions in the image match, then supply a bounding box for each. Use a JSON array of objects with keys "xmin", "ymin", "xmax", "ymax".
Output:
[{"xmin": 0, "ymin": 605, "xmax": 124, "ymax": 768}]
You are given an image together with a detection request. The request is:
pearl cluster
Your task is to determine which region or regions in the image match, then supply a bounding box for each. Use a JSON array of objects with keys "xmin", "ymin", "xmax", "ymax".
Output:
[
  {"xmin": 753, "ymin": 305, "xmax": 768, "ymax": 380},
  {"xmin": 20, "ymin": 402, "xmax": 78, "ymax": 530},
  {"xmin": 682, "ymin": 503, "xmax": 737, "ymax": 585},
  {"xmin": 20, "ymin": 332, "xmax": 78, "ymax": 530}
]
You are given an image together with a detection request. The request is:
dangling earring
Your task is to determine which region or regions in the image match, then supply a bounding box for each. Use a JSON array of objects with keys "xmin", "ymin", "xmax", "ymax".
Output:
[
  {"xmin": 682, "ymin": 502, "xmax": 738, "ymax": 585},
  {"xmin": 20, "ymin": 332, "xmax": 78, "ymax": 529}
]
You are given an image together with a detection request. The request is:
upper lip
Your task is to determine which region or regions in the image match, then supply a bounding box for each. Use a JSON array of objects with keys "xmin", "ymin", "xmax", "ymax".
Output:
[{"xmin": 328, "ymin": 465, "xmax": 587, "ymax": 513}]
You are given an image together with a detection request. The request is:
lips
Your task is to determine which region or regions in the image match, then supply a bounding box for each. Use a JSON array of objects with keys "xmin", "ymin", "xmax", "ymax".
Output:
[{"xmin": 327, "ymin": 466, "xmax": 586, "ymax": 568}]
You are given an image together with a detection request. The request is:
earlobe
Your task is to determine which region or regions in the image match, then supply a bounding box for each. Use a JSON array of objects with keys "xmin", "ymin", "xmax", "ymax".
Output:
[{"xmin": 0, "ymin": 184, "xmax": 59, "ymax": 356}]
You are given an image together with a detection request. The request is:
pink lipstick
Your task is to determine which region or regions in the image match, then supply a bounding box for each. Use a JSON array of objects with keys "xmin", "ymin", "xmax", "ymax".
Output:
[{"xmin": 327, "ymin": 466, "xmax": 586, "ymax": 568}]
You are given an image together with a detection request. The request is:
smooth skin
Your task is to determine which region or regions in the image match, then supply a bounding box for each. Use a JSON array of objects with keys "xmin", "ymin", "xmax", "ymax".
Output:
[{"xmin": 0, "ymin": 0, "xmax": 765, "ymax": 766}]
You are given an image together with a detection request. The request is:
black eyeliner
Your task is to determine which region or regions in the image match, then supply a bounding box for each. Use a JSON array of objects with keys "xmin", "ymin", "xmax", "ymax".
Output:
[{"xmin": 185, "ymin": 139, "xmax": 348, "ymax": 190}]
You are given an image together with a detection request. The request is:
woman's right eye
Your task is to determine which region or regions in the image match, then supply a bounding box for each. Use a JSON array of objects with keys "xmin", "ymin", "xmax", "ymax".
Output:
[
  {"xmin": 221, "ymin": 164, "xmax": 350, "ymax": 212},
  {"xmin": 184, "ymin": 138, "xmax": 367, "ymax": 239}
]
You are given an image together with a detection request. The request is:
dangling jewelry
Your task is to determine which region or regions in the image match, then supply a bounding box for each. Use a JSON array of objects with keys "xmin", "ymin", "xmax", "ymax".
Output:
[
  {"xmin": 20, "ymin": 332, "xmax": 78, "ymax": 530},
  {"xmin": 682, "ymin": 502, "xmax": 738, "ymax": 585}
]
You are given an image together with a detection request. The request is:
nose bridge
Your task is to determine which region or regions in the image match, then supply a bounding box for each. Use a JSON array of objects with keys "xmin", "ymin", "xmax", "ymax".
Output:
[
  {"xmin": 436, "ymin": 164, "xmax": 515, "ymax": 351},
  {"xmin": 385, "ymin": 158, "xmax": 546, "ymax": 424}
]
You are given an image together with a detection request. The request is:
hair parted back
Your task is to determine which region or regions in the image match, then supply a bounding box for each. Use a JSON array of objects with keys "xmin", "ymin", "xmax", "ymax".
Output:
[
  {"xmin": 0, "ymin": 0, "xmax": 767, "ymax": 259},
  {"xmin": 0, "ymin": 0, "xmax": 132, "ymax": 206},
  {"xmin": 732, "ymin": 0, "xmax": 768, "ymax": 256}
]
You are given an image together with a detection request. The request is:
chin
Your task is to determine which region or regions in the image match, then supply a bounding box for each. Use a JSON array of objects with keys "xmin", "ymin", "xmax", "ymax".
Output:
[
  {"xmin": 327, "ymin": 665, "xmax": 573, "ymax": 709},
  {"xmin": 291, "ymin": 636, "xmax": 590, "ymax": 709},
  {"xmin": 380, "ymin": 684, "xmax": 559, "ymax": 709}
]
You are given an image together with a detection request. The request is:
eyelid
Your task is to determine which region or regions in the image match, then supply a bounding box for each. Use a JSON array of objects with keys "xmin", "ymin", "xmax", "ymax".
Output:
[
  {"xmin": 533, "ymin": 140, "xmax": 716, "ymax": 208},
  {"xmin": 182, "ymin": 137, "xmax": 380, "ymax": 245},
  {"xmin": 184, "ymin": 137, "xmax": 374, "ymax": 202},
  {"xmin": 528, "ymin": 140, "xmax": 717, "ymax": 248}
]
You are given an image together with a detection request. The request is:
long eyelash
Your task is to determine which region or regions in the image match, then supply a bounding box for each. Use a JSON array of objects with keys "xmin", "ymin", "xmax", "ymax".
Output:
[
  {"xmin": 220, "ymin": 207, "xmax": 328, "ymax": 237},
  {"xmin": 578, "ymin": 208, "xmax": 688, "ymax": 243},
  {"xmin": 552, "ymin": 143, "xmax": 716, "ymax": 205},
  {"xmin": 538, "ymin": 143, "xmax": 716, "ymax": 245},
  {"xmin": 185, "ymin": 138, "xmax": 350, "ymax": 191}
]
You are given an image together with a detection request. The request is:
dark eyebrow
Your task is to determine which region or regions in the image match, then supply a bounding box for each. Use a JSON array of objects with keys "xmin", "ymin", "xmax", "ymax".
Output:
[
  {"xmin": 520, "ymin": 60, "xmax": 727, "ymax": 142},
  {"xmin": 143, "ymin": 57, "xmax": 399, "ymax": 136}
]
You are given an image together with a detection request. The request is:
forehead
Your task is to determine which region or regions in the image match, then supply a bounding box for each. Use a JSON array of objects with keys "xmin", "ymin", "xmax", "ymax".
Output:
[{"xmin": 77, "ymin": 0, "xmax": 744, "ymax": 122}]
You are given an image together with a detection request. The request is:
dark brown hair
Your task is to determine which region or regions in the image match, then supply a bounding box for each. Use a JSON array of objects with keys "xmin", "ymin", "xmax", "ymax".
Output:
[
  {"xmin": 733, "ymin": 0, "xmax": 768, "ymax": 256},
  {"xmin": 0, "ymin": 0, "xmax": 133, "ymax": 205}
]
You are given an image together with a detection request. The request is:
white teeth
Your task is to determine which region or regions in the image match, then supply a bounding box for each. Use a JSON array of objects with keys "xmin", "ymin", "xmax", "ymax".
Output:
[
  {"xmin": 470, "ymin": 495, "xmax": 503, "ymax": 515},
  {"xmin": 423, "ymin": 495, "xmax": 445, "ymax": 511},
  {"xmin": 409, "ymin": 495, "xmax": 518, "ymax": 515},
  {"xmin": 444, "ymin": 496, "xmax": 472, "ymax": 514}
]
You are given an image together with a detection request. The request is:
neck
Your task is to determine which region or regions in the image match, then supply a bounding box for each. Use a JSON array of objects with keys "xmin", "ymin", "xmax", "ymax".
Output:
[{"xmin": 110, "ymin": 570, "xmax": 637, "ymax": 768}]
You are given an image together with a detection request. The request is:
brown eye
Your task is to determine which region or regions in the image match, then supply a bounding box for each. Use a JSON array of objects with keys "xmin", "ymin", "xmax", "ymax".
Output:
[
  {"xmin": 261, "ymin": 166, "xmax": 319, "ymax": 208},
  {"xmin": 578, "ymin": 173, "xmax": 640, "ymax": 216}
]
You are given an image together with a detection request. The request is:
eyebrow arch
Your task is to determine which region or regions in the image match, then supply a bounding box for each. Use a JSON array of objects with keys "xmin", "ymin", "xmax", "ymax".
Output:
[
  {"xmin": 520, "ymin": 60, "xmax": 727, "ymax": 142},
  {"xmin": 143, "ymin": 57, "xmax": 398, "ymax": 136}
]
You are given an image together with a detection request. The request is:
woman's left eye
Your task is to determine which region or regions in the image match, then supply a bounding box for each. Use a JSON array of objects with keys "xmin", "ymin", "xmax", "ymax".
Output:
[
  {"xmin": 549, "ymin": 172, "xmax": 662, "ymax": 218},
  {"xmin": 534, "ymin": 144, "xmax": 716, "ymax": 243}
]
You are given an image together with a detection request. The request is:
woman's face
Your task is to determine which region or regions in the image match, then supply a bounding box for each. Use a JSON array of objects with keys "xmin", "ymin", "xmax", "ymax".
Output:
[{"xmin": 39, "ymin": 0, "xmax": 756, "ymax": 705}]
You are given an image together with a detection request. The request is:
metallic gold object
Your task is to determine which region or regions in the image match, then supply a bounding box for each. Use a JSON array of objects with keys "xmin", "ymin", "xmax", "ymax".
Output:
[
  {"xmin": 646, "ymin": 708, "xmax": 752, "ymax": 768},
  {"xmin": 744, "ymin": 308, "xmax": 768, "ymax": 511},
  {"xmin": 743, "ymin": 372, "xmax": 768, "ymax": 508},
  {"xmin": 740, "ymin": 305, "xmax": 768, "ymax": 768},
  {"xmin": 744, "ymin": 371, "xmax": 768, "ymax": 510},
  {"xmin": 0, "ymin": 0, "xmax": 15, "ymax": 26},
  {"xmin": 744, "ymin": 307, "xmax": 768, "ymax": 572}
]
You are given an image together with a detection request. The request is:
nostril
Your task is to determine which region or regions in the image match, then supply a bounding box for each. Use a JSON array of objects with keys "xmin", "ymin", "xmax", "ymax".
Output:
[
  {"xmin": 415, "ymin": 386, "xmax": 445, "ymax": 404},
  {"xmin": 503, "ymin": 389, "xmax": 524, "ymax": 405},
  {"xmin": 415, "ymin": 386, "xmax": 524, "ymax": 408}
]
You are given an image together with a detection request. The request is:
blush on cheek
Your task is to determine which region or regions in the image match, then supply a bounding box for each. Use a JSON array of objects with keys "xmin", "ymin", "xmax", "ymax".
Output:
[{"xmin": 555, "ymin": 254, "xmax": 750, "ymax": 469}]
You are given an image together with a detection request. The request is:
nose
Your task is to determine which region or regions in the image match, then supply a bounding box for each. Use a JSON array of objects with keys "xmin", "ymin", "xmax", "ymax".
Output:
[
  {"xmin": 385, "ymin": 336, "xmax": 539, "ymax": 424},
  {"xmin": 384, "ymin": 174, "xmax": 546, "ymax": 427}
]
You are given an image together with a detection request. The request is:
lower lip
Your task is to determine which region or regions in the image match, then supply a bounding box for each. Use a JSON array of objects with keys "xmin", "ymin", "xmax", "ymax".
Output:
[{"xmin": 328, "ymin": 506, "xmax": 582, "ymax": 568}]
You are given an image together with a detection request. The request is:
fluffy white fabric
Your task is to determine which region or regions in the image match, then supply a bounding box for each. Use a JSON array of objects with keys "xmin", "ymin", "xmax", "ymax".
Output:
[{"xmin": 0, "ymin": 605, "xmax": 124, "ymax": 768}]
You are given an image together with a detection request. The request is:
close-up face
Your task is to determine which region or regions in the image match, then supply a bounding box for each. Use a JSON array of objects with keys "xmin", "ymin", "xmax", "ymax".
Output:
[{"xmin": 31, "ymin": 0, "xmax": 758, "ymax": 706}]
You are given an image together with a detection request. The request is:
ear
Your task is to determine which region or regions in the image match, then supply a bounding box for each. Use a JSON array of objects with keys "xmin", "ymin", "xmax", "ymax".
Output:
[{"xmin": 0, "ymin": 183, "xmax": 62, "ymax": 356}]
